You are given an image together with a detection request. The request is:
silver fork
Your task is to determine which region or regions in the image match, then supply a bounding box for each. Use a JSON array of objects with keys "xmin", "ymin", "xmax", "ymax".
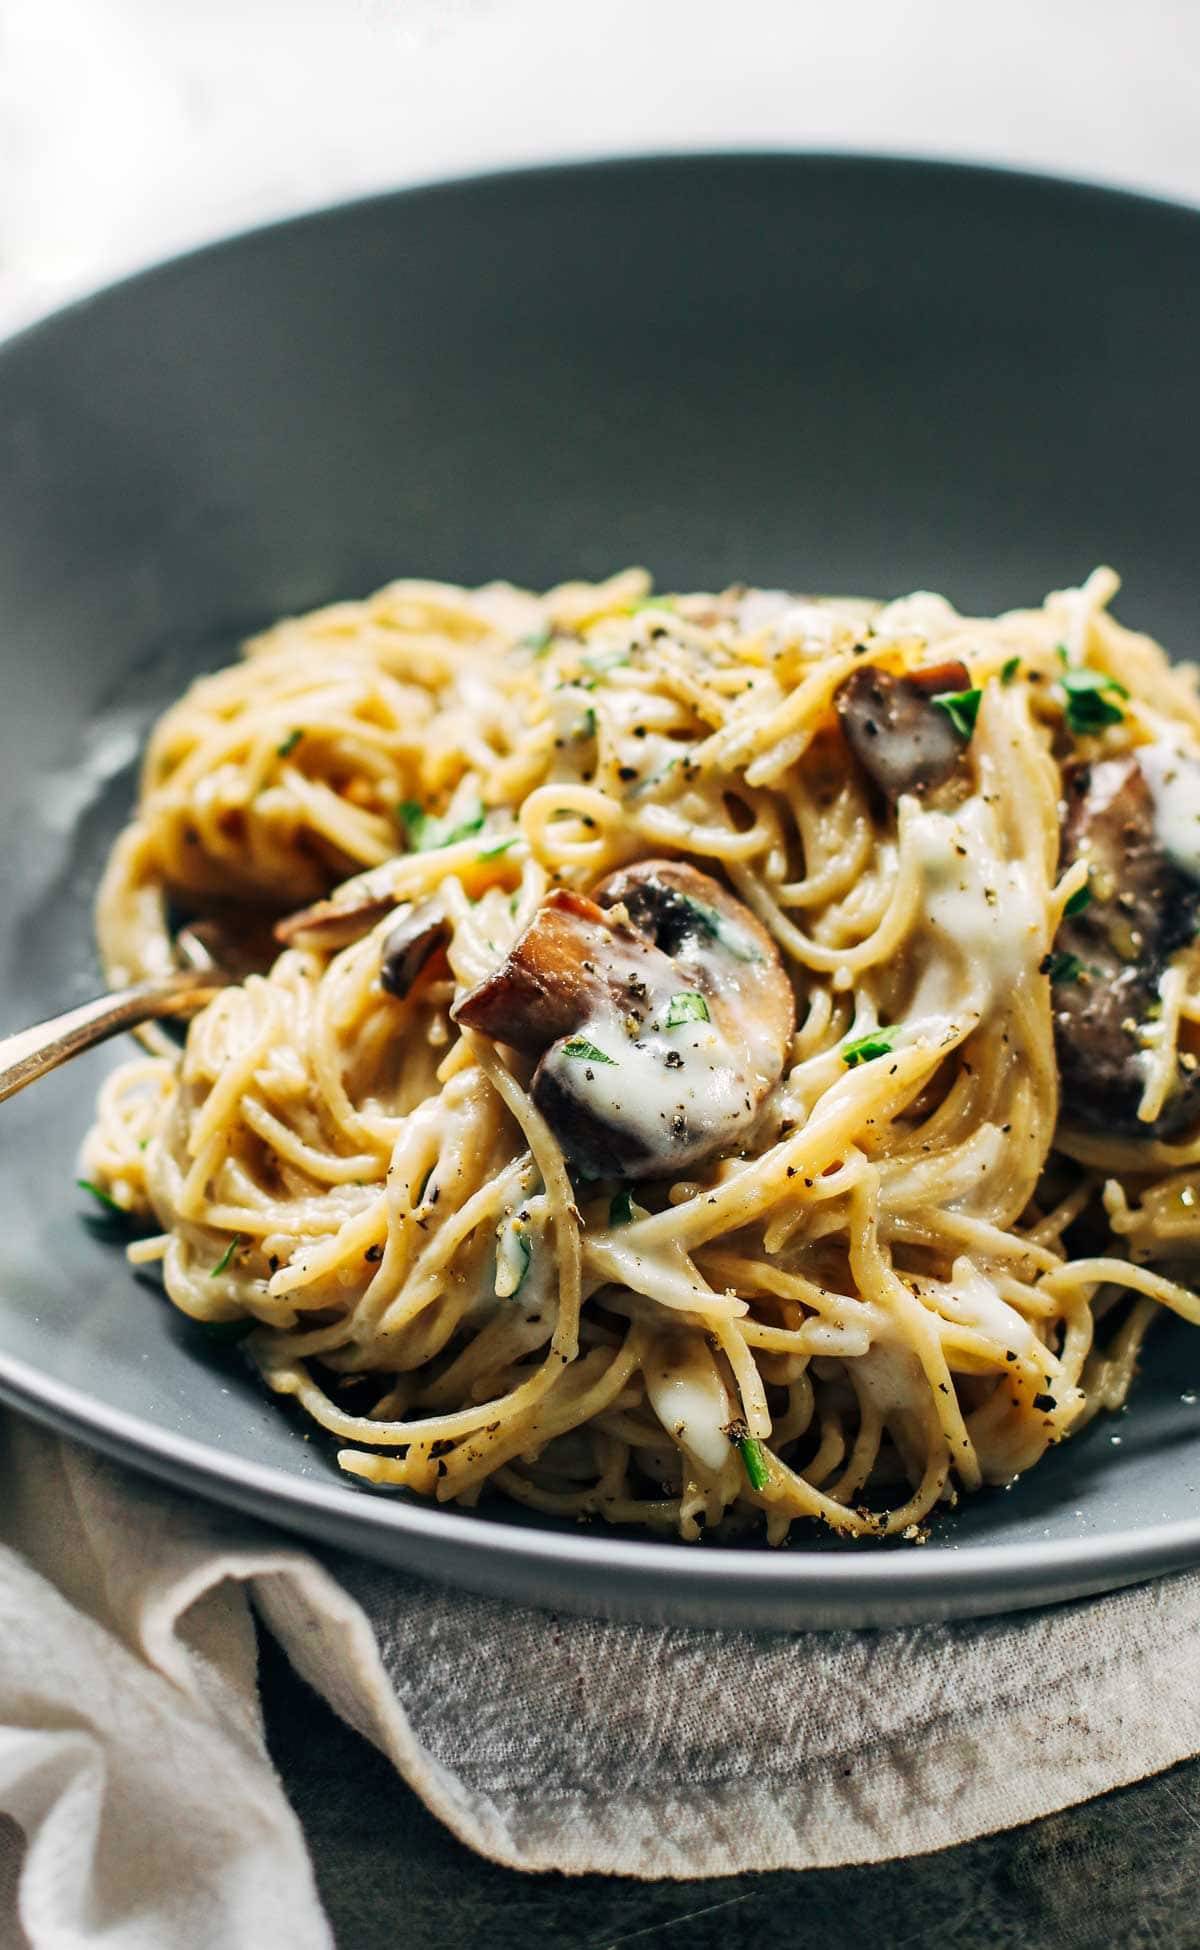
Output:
[{"xmin": 0, "ymin": 925, "xmax": 238, "ymax": 1104}]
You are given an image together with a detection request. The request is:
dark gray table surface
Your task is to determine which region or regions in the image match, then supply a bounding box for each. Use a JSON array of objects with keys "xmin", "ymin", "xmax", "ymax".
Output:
[{"xmin": 259, "ymin": 1622, "xmax": 1200, "ymax": 1950}]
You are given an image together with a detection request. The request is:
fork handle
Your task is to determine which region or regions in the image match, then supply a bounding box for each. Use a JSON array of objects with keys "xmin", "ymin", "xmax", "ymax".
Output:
[{"xmin": 0, "ymin": 971, "xmax": 227, "ymax": 1104}]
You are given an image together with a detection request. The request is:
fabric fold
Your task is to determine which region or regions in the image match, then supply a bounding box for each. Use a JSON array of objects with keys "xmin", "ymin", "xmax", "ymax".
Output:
[{"xmin": 2, "ymin": 1411, "xmax": 1200, "ymax": 1947}]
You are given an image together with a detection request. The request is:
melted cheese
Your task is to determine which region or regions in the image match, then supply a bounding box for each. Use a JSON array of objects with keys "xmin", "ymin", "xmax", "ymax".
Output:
[
  {"xmin": 1139, "ymin": 739, "xmax": 1200, "ymax": 882},
  {"xmin": 642, "ymin": 1335, "xmax": 732, "ymax": 1472},
  {"xmin": 933, "ymin": 1256, "xmax": 1036, "ymax": 1357},
  {"xmin": 541, "ymin": 1006, "xmax": 760, "ymax": 1168},
  {"xmin": 906, "ymin": 797, "xmax": 1042, "ymax": 1023}
]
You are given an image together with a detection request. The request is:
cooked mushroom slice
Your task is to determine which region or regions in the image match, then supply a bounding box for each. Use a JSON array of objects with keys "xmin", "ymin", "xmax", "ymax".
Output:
[
  {"xmin": 380, "ymin": 900, "xmax": 452, "ymax": 999},
  {"xmin": 1054, "ymin": 755, "xmax": 1200, "ymax": 1135},
  {"xmin": 451, "ymin": 889, "xmax": 648, "ymax": 1052},
  {"xmin": 274, "ymin": 867, "xmax": 398, "ymax": 951},
  {"xmin": 454, "ymin": 861, "xmax": 795, "ymax": 1179},
  {"xmin": 835, "ymin": 659, "xmax": 972, "ymax": 802}
]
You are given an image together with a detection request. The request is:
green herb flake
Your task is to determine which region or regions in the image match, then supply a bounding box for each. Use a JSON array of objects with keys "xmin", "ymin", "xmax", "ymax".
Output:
[
  {"xmin": 209, "ymin": 1234, "xmax": 245, "ymax": 1278},
  {"xmin": 1063, "ymin": 879, "xmax": 1092, "ymax": 917},
  {"xmin": 1046, "ymin": 951, "xmax": 1083, "ymax": 984},
  {"xmin": 738, "ymin": 1435, "xmax": 770, "ymax": 1492},
  {"xmin": 562, "ymin": 1037, "xmax": 617, "ymax": 1065},
  {"xmin": 578, "ymin": 707, "xmax": 598, "ymax": 740},
  {"xmin": 1057, "ymin": 660, "xmax": 1129, "ymax": 735},
  {"xmin": 520, "ymin": 625, "xmax": 553, "ymax": 656},
  {"xmin": 664, "ymin": 989, "xmax": 711, "ymax": 1029},
  {"xmin": 1000, "ymin": 656, "xmax": 1021, "ymax": 685},
  {"xmin": 931, "ymin": 687, "xmax": 983, "ymax": 739},
  {"xmin": 477, "ymin": 835, "xmax": 519, "ymax": 860},
  {"xmin": 842, "ymin": 1029, "xmax": 897, "ymax": 1067},
  {"xmin": 396, "ymin": 800, "xmax": 429, "ymax": 848},
  {"xmin": 398, "ymin": 801, "xmax": 485, "ymax": 852},
  {"xmin": 627, "ymin": 594, "xmax": 675, "ymax": 615},
  {"xmin": 276, "ymin": 728, "xmax": 304, "ymax": 758},
  {"xmin": 609, "ymin": 1189, "xmax": 635, "ymax": 1226},
  {"xmin": 76, "ymin": 1178, "xmax": 124, "ymax": 1215}
]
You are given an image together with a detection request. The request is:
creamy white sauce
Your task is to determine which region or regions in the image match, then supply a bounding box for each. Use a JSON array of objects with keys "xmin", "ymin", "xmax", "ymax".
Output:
[
  {"xmin": 547, "ymin": 684, "xmax": 597, "ymax": 752},
  {"xmin": 642, "ymin": 1337, "xmax": 732, "ymax": 1472},
  {"xmin": 542, "ymin": 1006, "xmax": 760, "ymax": 1169},
  {"xmin": 1139, "ymin": 739, "xmax": 1200, "ymax": 881},
  {"xmin": 905, "ymin": 797, "xmax": 1042, "ymax": 1023},
  {"xmin": 600, "ymin": 686, "xmax": 688, "ymax": 791},
  {"xmin": 932, "ymin": 1256, "xmax": 1036, "ymax": 1356},
  {"xmin": 852, "ymin": 1338, "xmax": 927, "ymax": 1422},
  {"xmin": 872, "ymin": 591, "xmax": 961, "ymax": 644}
]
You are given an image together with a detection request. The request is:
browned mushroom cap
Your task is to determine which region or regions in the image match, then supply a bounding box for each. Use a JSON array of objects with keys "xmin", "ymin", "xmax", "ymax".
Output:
[
  {"xmin": 1054, "ymin": 755, "xmax": 1200, "ymax": 1135},
  {"xmin": 451, "ymin": 889, "xmax": 650, "ymax": 1050},
  {"xmin": 454, "ymin": 861, "xmax": 795, "ymax": 1179},
  {"xmin": 835, "ymin": 659, "xmax": 971, "ymax": 802}
]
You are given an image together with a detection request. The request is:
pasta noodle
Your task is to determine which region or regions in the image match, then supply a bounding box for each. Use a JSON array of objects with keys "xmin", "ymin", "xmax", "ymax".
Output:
[{"xmin": 81, "ymin": 565, "xmax": 1200, "ymax": 1542}]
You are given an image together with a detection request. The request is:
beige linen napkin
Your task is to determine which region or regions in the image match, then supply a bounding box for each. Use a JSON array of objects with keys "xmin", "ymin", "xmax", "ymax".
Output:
[{"xmin": 2, "ymin": 1410, "xmax": 1200, "ymax": 1947}]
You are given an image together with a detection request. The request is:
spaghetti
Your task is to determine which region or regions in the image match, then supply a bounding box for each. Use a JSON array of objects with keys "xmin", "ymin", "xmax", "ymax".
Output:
[{"xmin": 82, "ymin": 565, "xmax": 1200, "ymax": 1542}]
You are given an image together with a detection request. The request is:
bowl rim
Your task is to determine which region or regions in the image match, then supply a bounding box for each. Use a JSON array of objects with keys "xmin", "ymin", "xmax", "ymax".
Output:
[
  {"xmin": 6, "ymin": 146, "xmax": 1200, "ymax": 1618},
  {"xmin": 4, "ymin": 144, "xmax": 1199, "ymax": 366}
]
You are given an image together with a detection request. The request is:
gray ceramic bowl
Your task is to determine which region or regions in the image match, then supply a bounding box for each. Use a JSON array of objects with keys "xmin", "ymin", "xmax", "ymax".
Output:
[{"xmin": 4, "ymin": 154, "xmax": 1200, "ymax": 1629}]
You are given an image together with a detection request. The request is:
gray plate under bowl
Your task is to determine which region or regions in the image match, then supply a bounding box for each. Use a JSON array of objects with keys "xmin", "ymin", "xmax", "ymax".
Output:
[{"xmin": 4, "ymin": 154, "xmax": 1200, "ymax": 1629}]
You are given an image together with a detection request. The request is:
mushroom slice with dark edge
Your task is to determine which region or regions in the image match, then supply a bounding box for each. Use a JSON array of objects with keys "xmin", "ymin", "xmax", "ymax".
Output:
[
  {"xmin": 380, "ymin": 900, "xmax": 452, "ymax": 999},
  {"xmin": 454, "ymin": 860, "xmax": 795, "ymax": 1180},
  {"xmin": 835, "ymin": 659, "xmax": 972, "ymax": 802},
  {"xmin": 274, "ymin": 867, "xmax": 399, "ymax": 951},
  {"xmin": 448, "ymin": 889, "xmax": 639, "ymax": 1053},
  {"xmin": 1054, "ymin": 754, "xmax": 1200, "ymax": 1135}
]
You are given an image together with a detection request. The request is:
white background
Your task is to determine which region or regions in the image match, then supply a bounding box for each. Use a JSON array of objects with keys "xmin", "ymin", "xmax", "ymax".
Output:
[{"xmin": 3, "ymin": 0, "xmax": 1200, "ymax": 338}]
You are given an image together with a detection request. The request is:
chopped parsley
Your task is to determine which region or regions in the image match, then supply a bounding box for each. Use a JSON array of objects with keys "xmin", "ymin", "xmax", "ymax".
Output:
[
  {"xmin": 1046, "ymin": 951, "xmax": 1083, "ymax": 984},
  {"xmin": 562, "ymin": 1037, "xmax": 616, "ymax": 1065},
  {"xmin": 664, "ymin": 990, "xmax": 710, "ymax": 1029},
  {"xmin": 738, "ymin": 1436, "xmax": 770, "ymax": 1492},
  {"xmin": 931, "ymin": 687, "xmax": 983, "ymax": 739},
  {"xmin": 520, "ymin": 626, "xmax": 553, "ymax": 656},
  {"xmin": 1056, "ymin": 651, "xmax": 1128, "ymax": 734},
  {"xmin": 609, "ymin": 1189, "xmax": 635, "ymax": 1225},
  {"xmin": 477, "ymin": 835, "xmax": 519, "ymax": 860},
  {"xmin": 397, "ymin": 801, "xmax": 485, "ymax": 852},
  {"xmin": 76, "ymin": 1178, "xmax": 123, "ymax": 1215},
  {"xmin": 275, "ymin": 729, "xmax": 304, "ymax": 758},
  {"xmin": 209, "ymin": 1235, "xmax": 245, "ymax": 1277},
  {"xmin": 842, "ymin": 1029, "xmax": 897, "ymax": 1067},
  {"xmin": 1000, "ymin": 656, "xmax": 1021, "ymax": 685},
  {"xmin": 627, "ymin": 594, "xmax": 675, "ymax": 615},
  {"xmin": 1063, "ymin": 879, "xmax": 1092, "ymax": 917}
]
